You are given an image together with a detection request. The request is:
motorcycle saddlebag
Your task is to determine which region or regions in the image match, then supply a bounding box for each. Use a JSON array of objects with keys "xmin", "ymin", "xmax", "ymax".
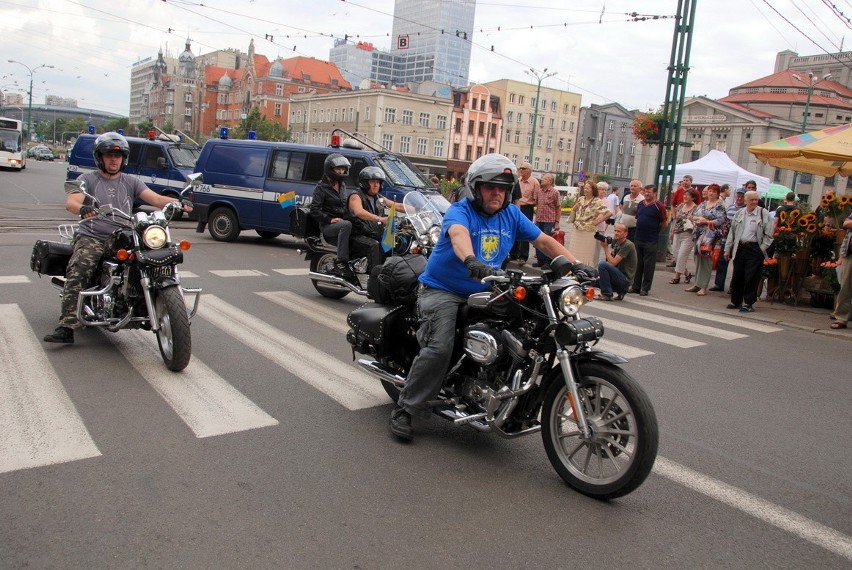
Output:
[
  {"xmin": 289, "ymin": 207, "xmax": 319, "ymax": 239},
  {"xmin": 346, "ymin": 303, "xmax": 408, "ymax": 351},
  {"xmin": 30, "ymin": 240, "xmax": 73, "ymax": 276}
]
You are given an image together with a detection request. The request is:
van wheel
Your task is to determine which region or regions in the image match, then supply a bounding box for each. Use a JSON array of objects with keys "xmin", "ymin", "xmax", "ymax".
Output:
[
  {"xmin": 208, "ymin": 207, "xmax": 240, "ymax": 242},
  {"xmin": 256, "ymin": 230, "xmax": 280, "ymax": 239}
]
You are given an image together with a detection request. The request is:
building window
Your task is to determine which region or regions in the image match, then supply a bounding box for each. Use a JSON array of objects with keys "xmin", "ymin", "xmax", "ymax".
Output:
[
  {"xmin": 455, "ymin": 118, "xmax": 463, "ymax": 132},
  {"xmin": 549, "ymin": 118, "xmax": 555, "ymax": 128},
  {"xmin": 420, "ymin": 112, "xmax": 430, "ymax": 127},
  {"xmin": 275, "ymin": 84, "xmax": 283, "ymax": 96},
  {"xmin": 534, "ymin": 157, "xmax": 540, "ymax": 170},
  {"xmin": 571, "ymin": 105, "xmax": 577, "ymax": 113},
  {"xmin": 556, "ymin": 160, "xmax": 562, "ymax": 171},
  {"xmin": 558, "ymin": 139, "xmax": 564, "ymax": 150},
  {"xmin": 465, "ymin": 145, "xmax": 472, "ymax": 161},
  {"xmin": 799, "ymin": 173, "xmax": 813, "ymax": 184},
  {"xmin": 507, "ymin": 111, "xmax": 514, "ymax": 122},
  {"xmin": 400, "ymin": 136, "xmax": 411, "ymax": 153},
  {"xmin": 489, "ymin": 123, "xmax": 497, "ymax": 138},
  {"xmin": 478, "ymin": 121, "xmax": 485, "ymax": 136},
  {"xmin": 509, "ymin": 93, "xmax": 516, "ymax": 103},
  {"xmin": 417, "ymin": 137, "xmax": 427, "ymax": 155},
  {"xmin": 616, "ymin": 163, "xmax": 622, "ymax": 177},
  {"xmin": 618, "ymin": 140, "xmax": 624, "ymax": 154},
  {"xmin": 514, "ymin": 131, "xmax": 520, "ymax": 144},
  {"xmin": 365, "ymin": 106, "xmax": 371, "ymax": 121},
  {"xmin": 434, "ymin": 139, "xmax": 444, "ymax": 157},
  {"xmin": 608, "ymin": 120, "xmax": 614, "ymax": 130},
  {"xmin": 471, "ymin": 97, "xmax": 478, "ymax": 110},
  {"xmin": 603, "ymin": 161, "xmax": 610, "ymax": 174},
  {"xmin": 546, "ymin": 136, "xmax": 553, "ymax": 149},
  {"xmin": 531, "ymin": 97, "xmax": 537, "ymax": 108},
  {"xmin": 333, "ymin": 108, "xmax": 339, "ymax": 121},
  {"xmin": 319, "ymin": 109, "xmax": 325, "ymax": 122},
  {"xmin": 382, "ymin": 133, "xmax": 393, "ymax": 151},
  {"xmin": 566, "ymin": 140, "xmax": 572, "ymax": 150},
  {"xmin": 505, "ymin": 130, "xmax": 511, "ymax": 142},
  {"xmin": 569, "ymin": 121, "xmax": 575, "ymax": 132},
  {"xmin": 184, "ymin": 93, "xmax": 192, "ymax": 103},
  {"xmin": 825, "ymin": 174, "xmax": 836, "ymax": 187},
  {"xmin": 620, "ymin": 123, "xmax": 626, "ymax": 133},
  {"xmin": 476, "ymin": 145, "xmax": 483, "ymax": 159},
  {"xmin": 606, "ymin": 140, "xmax": 612, "ymax": 152},
  {"xmin": 630, "ymin": 142, "xmax": 636, "ymax": 156},
  {"xmin": 529, "ymin": 115, "xmax": 534, "ymax": 125},
  {"xmin": 517, "ymin": 113, "xmax": 522, "ymax": 124},
  {"xmin": 564, "ymin": 104, "xmax": 569, "ymax": 113},
  {"xmin": 452, "ymin": 143, "xmax": 459, "ymax": 159},
  {"xmin": 384, "ymin": 107, "xmax": 396, "ymax": 123},
  {"xmin": 437, "ymin": 115, "xmax": 447, "ymax": 129},
  {"xmin": 519, "ymin": 95, "xmax": 525, "ymax": 105},
  {"xmin": 402, "ymin": 110, "xmax": 413, "ymax": 125},
  {"xmin": 274, "ymin": 103, "xmax": 281, "ymax": 116},
  {"xmin": 551, "ymin": 101, "xmax": 556, "ymax": 111},
  {"xmin": 628, "ymin": 164, "xmax": 634, "ymax": 178},
  {"xmin": 468, "ymin": 119, "xmax": 475, "ymax": 134},
  {"xmin": 544, "ymin": 158, "xmax": 551, "ymax": 170}
]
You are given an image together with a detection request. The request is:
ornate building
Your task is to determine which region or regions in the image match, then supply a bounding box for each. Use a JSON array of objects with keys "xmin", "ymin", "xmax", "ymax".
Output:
[{"xmin": 445, "ymin": 84, "xmax": 503, "ymax": 181}]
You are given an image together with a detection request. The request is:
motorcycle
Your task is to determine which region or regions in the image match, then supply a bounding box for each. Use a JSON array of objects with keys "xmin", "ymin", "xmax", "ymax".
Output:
[
  {"xmin": 30, "ymin": 175, "xmax": 203, "ymax": 371},
  {"xmin": 292, "ymin": 190, "xmax": 449, "ymax": 299},
  {"xmin": 346, "ymin": 255, "xmax": 659, "ymax": 499}
]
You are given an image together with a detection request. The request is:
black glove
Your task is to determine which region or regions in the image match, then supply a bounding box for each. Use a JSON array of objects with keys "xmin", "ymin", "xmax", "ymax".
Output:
[
  {"xmin": 464, "ymin": 255, "xmax": 495, "ymax": 280},
  {"xmin": 570, "ymin": 262, "xmax": 599, "ymax": 280},
  {"xmin": 181, "ymin": 199, "xmax": 193, "ymax": 210},
  {"xmin": 79, "ymin": 205, "xmax": 95, "ymax": 219}
]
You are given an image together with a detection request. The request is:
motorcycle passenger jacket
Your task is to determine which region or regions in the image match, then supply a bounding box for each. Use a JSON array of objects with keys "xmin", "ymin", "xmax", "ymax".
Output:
[
  {"xmin": 347, "ymin": 187, "xmax": 382, "ymax": 238},
  {"xmin": 310, "ymin": 179, "xmax": 349, "ymax": 230}
]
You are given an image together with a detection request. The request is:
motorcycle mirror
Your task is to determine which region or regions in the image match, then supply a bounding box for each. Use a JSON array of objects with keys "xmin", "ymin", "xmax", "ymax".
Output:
[
  {"xmin": 549, "ymin": 256, "xmax": 572, "ymax": 277},
  {"xmin": 187, "ymin": 172, "xmax": 203, "ymax": 184}
]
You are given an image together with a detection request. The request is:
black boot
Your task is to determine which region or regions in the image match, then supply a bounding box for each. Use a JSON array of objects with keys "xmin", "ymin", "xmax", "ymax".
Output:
[
  {"xmin": 334, "ymin": 259, "xmax": 358, "ymax": 284},
  {"xmin": 390, "ymin": 406, "xmax": 413, "ymax": 440},
  {"xmin": 44, "ymin": 326, "xmax": 74, "ymax": 344}
]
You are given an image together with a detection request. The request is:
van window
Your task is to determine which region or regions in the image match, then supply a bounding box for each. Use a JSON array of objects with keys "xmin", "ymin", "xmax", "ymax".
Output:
[
  {"xmin": 168, "ymin": 146, "xmax": 200, "ymax": 169},
  {"xmin": 143, "ymin": 146, "xmax": 167, "ymax": 169},
  {"xmin": 127, "ymin": 141, "xmax": 143, "ymax": 167},
  {"xmin": 269, "ymin": 150, "xmax": 307, "ymax": 181},
  {"xmin": 374, "ymin": 154, "xmax": 429, "ymax": 189},
  {"xmin": 207, "ymin": 145, "xmax": 267, "ymax": 177}
]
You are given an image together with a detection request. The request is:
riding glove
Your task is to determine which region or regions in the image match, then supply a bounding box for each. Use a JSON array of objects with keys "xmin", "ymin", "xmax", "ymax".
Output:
[{"xmin": 464, "ymin": 255, "xmax": 494, "ymax": 280}]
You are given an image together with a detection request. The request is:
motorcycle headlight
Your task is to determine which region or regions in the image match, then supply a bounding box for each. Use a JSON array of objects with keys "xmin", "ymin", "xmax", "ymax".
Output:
[
  {"xmin": 142, "ymin": 226, "xmax": 168, "ymax": 249},
  {"xmin": 428, "ymin": 225, "xmax": 441, "ymax": 246},
  {"xmin": 558, "ymin": 285, "xmax": 585, "ymax": 317}
]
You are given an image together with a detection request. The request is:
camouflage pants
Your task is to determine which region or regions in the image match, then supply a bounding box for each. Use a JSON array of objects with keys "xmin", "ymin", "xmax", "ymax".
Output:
[{"xmin": 59, "ymin": 235, "xmax": 107, "ymax": 328}]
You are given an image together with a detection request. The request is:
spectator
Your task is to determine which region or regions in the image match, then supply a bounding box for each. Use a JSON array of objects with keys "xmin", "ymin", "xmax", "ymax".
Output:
[
  {"xmin": 629, "ymin": 184, "xmax": 667, "ymax": 296},
  {"xmin": 508, "ymin": 161, "xmax": 539, "ymax": 264},
  {"xmin": 531, "ymin": 173, "xmax": 561, "ymax": 268},
  {"xmin": 568, "ymin": 180, "xmax": 612, "ymax": 265},
  {"xmin": 685, "ymin": 183, "xmax": 726, "ymax": 297},
  {"xmin": 829, "ymin": 212, "xmax": 852, "ymax": 327},
  {"xmin": 710, "ymin": 187, "xmax": 746, "ymax": 292},
  {"xmin": 724, "ymin": 190, "xmax": 774, "ymax": 312},
  {"xmin": 619, "ymin": 179, "xmax": 643, "ymax": 241},
  {"xmin": 596, "ymin": 223, "xmax": 637, "ymax": 301},
  {"xmin": 668, "ymin": 187, "xmax": 698, "ymax": 284}
]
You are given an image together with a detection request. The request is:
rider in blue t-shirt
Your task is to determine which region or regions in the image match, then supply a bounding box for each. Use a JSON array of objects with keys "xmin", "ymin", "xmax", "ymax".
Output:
[{"xmin": 390, "ymin": 153, "xmax": 594, "ymax": 440}]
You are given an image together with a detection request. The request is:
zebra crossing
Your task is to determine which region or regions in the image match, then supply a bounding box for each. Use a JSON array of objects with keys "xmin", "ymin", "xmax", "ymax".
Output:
[{"xmin": 0, "ymin": 271, "xmax": 783, "ymax": 475}]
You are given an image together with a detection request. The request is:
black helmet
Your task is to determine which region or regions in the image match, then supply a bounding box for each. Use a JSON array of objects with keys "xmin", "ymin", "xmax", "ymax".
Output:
[
  {"xmin": 464, "ymin": 153, "xmax": 517, "ymax": 214},
  {"xmin": 93, "ymin": 132, "xmax": 130, "ymax": 172},
  {"xmin": 358, "ymin": 166, "xmax": 386, "ymax": 193},
  {"xmin": 324, "ymin": 153, "xmax": 350, "ymax": 182}
]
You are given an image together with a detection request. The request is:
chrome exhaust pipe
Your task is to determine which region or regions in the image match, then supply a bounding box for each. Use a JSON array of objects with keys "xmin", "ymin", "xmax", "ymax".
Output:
[
  {"xmin": 308, "ymin": 271, "xmax": 368, "ymax": 295},
  {"xmin": 356, "ymin": 359, "xmax": 406, "ymax": 387}
]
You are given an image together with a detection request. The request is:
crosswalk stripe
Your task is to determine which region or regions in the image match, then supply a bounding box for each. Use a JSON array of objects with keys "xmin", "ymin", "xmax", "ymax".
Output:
[
  {"xmin": 107, "ymin": 331, "xmax": 279, "ymax": 438},
  {"xmin": 199, "ymin": 295, "xmax": 389, "ymax": 410},
  {"xmin": 595, "ymin": 339, "xmax": 655, "ymax": 359},
  {"xmin": 0, "ymin": 276, "xmax": 30, "ymax": 284},
  {"xmin": 256, "ymin": 291, "xmax": 350, "ymax": 334},
  {"xmin": 0, "ymin": 304, "xmax": 101, "ymax": 474},
  {"xmin": 592, "ymin": 316, "xmax": 706, "ymax": 348},
  {"xmin": 209, "ymin": 270, "xmax": 269, "ymax": 277},
  {"xmin": 622, "ymin": 297, "xmax": 784, "ymax": 333},
  {"xmin": 179, "ymin": 271, "xmax": 199, "ymax": 279},
  {"xmin": 272, "ymin": 268, "xmax": 310, "ymax": 276},
  {"xmin": 589, "ymin": 303, "xmax": 748, "ymax": 340}
]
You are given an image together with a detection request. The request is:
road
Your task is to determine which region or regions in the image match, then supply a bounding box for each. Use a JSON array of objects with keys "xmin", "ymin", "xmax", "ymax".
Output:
[{"xmin": 1, "ymin": 161, "xmax": 850, "ymax": 568}]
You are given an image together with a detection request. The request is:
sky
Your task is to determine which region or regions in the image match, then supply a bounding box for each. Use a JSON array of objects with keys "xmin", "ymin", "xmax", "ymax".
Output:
[{"xmin": 2, "ymin": 0, "xmax": 852, "ymax": 119}]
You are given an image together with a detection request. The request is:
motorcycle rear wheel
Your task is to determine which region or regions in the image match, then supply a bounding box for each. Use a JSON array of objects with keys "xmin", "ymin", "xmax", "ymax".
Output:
[
  {"xmin": 541, "ymin": 361, "xmax": 658, "ymax": 500},
  {"xmin": 155, "ymin": 286, "xmax": 192, "ymax": 372},
  {"xmin": 310, "ymin": 252, "xmax": 350, "ymax": 299}
]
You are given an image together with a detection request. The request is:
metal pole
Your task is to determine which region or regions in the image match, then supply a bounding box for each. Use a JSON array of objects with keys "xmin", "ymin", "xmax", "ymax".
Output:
[
  {"xmin": 790, "ymin": 77, "xmax": 815, "ymax": 195},
  {"xmin": 524, "ymin": 68, "xmax": 556, "ymax": 167}
]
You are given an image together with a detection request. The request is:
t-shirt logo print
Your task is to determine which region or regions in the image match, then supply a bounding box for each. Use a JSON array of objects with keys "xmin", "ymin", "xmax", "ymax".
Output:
[{"xmin": 480, "ymin": 234, "xmax": 499, "ymax": 262}]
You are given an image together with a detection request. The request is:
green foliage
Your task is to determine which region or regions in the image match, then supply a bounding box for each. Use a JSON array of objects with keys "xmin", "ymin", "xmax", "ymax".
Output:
[
  {"xmin": 232, "ymin": 106, "xmax": 292, "ymax": 141},
  {"xmin": 134, "ymin": 120, "xmax": 154, "ymax": 137},
  {"xmin": 102, "ymin": 117, "xmax": 130, "ymax": 133},
  {"xmin": 562, "ymin": 195, "xmax": 575, "ymax": 210},
  {"xmin": 554, "ymin": 172, "xmax": 570, "ymax": 186}
]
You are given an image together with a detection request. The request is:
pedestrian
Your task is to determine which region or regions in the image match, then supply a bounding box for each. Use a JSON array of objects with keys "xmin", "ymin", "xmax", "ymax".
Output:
[
  {"xmin": 596, "ymin": 223, "xmax": 637, "ymax": 301},
  {"xmin": 531, "ymin": 173, "xmax": 561, "ymax": 268},
  {"xmin": 710, "ymin": 185, "xmax": 746, "ymax": 292},
  {"xmin": 629, "ymin": 184, "xmax": 667, "ymax": 296},
  {"xmin": 668, "ymin": 187, "xmax": 698, "ymax": 284},
  {"xmin": 568, "ymin": 180, "xmax": 612, "ymax": 265},
  {"xmin": 686, "ymin": 183, "xmax": 727, "ymax": 297},
  {"xmin": 829, "ymin": 211, "xmax": 852, "ymax": 327},
  {"xmin": 724, "ymin": 190, "xmax": 774, "ymax": 313},
  {"xmin": 619, "ymin": 179, "xmax": 643, "ymax": 241},
  {"xmin": 508, "ymin": 161, "xmax": 539, "ymax": 264}
]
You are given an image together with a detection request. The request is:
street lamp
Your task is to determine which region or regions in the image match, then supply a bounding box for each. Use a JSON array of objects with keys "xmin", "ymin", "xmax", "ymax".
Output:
[
  {"xmin": 523, "ymin": 67, "xmax": 557, "ymax": 167},
  {"xmin": 7, "ymin": 60, "xmax": 54, "ymax": 142},
  {"xmin": 790, "ymin": 71, "xmax": 831, "ymax": 193}
]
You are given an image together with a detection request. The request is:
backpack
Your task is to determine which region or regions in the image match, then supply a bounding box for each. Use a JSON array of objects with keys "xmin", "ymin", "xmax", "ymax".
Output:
[{"xmin": 367, "ymin": 254, "xmax": 427, "ymax": 305}]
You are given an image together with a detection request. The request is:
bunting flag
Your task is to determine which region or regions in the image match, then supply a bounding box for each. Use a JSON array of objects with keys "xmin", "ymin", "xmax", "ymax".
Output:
[
  {"xmin": 381, "ymin": 204, "xmax": 396, "ymax": 253},
  {"xmin": 278, "ymin": 191, "xmax": 296, "ymax": 209}
]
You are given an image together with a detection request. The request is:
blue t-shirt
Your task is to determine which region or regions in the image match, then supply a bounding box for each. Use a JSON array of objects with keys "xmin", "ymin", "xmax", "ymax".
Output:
[
  {"xmin": 419, "ymin": 200, "xmax": 541, "ymax": 296},
  {"xmin": 634, "ymin": 200, "xmax": 664, "ymax": 243}
]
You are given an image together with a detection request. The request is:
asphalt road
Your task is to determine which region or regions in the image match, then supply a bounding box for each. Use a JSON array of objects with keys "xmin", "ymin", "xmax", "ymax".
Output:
[{"xmin": 1, "ymin": 161, "xmax": 850, "ymax": 569}]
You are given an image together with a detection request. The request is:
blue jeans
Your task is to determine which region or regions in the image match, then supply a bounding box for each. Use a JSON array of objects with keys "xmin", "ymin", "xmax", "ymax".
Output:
[
  {"xmin": 534, "ymin": 221, "xmax": 556, "ymax": 264},
  {"xmin": 597, "ymin": 261, "xmax": 629, "ymax": 296}
]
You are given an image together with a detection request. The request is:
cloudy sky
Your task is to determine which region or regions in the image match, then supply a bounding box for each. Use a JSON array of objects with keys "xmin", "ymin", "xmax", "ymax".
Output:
[{"xmin": 2, "ymin": 0, "xmax": 851, "ymax": 118}]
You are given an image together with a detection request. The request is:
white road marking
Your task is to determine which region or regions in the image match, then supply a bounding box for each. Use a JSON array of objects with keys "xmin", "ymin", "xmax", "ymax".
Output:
[
  {"xmin": 256, "ymin": 291, "xmax": 351, "ymax": 333},
  {"xmin": 655, "ymin": 457, "xmax": 852, "ymax": 561},
  {"xmin": 272, "ymin": 268, "xmax": 310, "ymax": 276},
  {"xmin": 0, "ymin": 304, "xmax": 101, "ymax": 474},
  {"xmin": 108, "ymin": 331, "xmax": 279, "ymax": 438},
  {"xmin": 209, "ymin": 269, "xmax": 269, "ymax": 277},
  {"xmin": 199, "ymin": 295, "xmax": 389, "ymax": 410},
  {"xmin": 179, "ymin": 271, "xmax": 199, "ymax": 279},
  {"xmin": 623, "ymin": 297, "xmax": 784, "ymax": 333},
  {"xmin": 594, "ymin": 339, "xmax": 655, "ymax": 359},
  {"xmin": 589, "ymin": 303, "xmax": 748, "ymax": 340},
  {"xmin": 592, "ymin": 317, "xmax": 705, "ymax": 348},
  {"xmin": 0, "ymin": 275, "xmax": 30, "ymax": 284}
]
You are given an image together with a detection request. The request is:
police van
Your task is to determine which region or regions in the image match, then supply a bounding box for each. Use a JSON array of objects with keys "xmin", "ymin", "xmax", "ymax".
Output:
[
  {"xmin": 192, "ymin": 130, "xmax": 436, "ymax": 241},
  {"xmin": 66, "ymin": 132, "xmax": 201, "ymax": 200}
]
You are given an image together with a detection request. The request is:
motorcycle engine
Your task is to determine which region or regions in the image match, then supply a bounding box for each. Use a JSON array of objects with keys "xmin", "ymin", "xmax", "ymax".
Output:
[{"xmin": 462, "ymin": 324, "xmax": 502, "ymax": 366}]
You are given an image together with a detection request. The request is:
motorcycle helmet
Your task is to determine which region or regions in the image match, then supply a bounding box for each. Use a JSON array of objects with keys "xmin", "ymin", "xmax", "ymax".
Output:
[
  {"xmin": 324, "ymin": 153, "xmax": 351, "ymax": 182},
  {"xmin": 93, "ymin": 132, "xmax": 130, "ymax": 172},
  {"xmin": 464, "ymin": 153, "xmax": 517, "ymax": 214},
  {"xmin": 358, "ymin": 166, "xmax": 386, "ymax": 194}
]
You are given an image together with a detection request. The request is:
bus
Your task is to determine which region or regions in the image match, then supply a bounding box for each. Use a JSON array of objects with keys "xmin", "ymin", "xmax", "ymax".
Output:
[{"xmin": 0, "ymin": 117, "xmax": 25, "ymax": 170}]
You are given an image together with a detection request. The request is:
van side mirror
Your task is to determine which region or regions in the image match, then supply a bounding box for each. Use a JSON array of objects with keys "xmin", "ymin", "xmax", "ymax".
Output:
[{"xmin": 157, "ymin": 157, "xmax": 168, "ymax": 169}]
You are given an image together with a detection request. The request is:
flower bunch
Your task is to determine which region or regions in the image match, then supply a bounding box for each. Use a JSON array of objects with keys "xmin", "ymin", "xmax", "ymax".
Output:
[
  {"xmin": 774, "ymin": 208, "xmax": 819, "ymax": 254},
  {"xmin": 632, "ymin": 112, "xmax": 664, "ymax": 146},
  {"xmin": 820, "ymin": 260, "xmax": 841, "ymax": 292},
  {"xmin": 762, "ymin": 257, "xmax": 779, "ymax": 279},
  {"xmin": 819, "ymin": 192, "xmax": 852, "ymax": 228}
]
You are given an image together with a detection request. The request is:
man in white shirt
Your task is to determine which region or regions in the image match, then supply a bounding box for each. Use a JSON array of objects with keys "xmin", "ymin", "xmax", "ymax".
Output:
[{"xmin": 619, "ymin": 179, "xmax": 643, "ymax": 241}]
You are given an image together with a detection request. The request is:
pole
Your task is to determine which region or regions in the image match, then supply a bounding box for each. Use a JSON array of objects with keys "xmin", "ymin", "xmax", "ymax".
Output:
[
  {"xmin": 524, "ymin": 68, "xmax": 556, "ymax": 167},
  {"xmin": 7, "ymin": 61, "xmax": 53, "ymax": 142},
  {"xmin": 790, "ymin": 74, "xmax": 821, "ymax": 195}
]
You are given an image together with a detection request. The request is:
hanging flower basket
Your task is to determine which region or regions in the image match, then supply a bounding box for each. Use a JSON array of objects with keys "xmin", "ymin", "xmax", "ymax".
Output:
[{"xmin": 632, "ymin": 112, "xmax": 665, "ymax": 146}]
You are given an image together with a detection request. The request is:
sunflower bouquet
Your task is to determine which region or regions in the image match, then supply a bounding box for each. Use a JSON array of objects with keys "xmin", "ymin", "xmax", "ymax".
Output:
[
  {"xmin": 774, "ymin": 208, "xmax": 819, "ymax": 254},
  {"xmin": 820, "ymin": 191, "xmax": 852, "ymax": 229}
]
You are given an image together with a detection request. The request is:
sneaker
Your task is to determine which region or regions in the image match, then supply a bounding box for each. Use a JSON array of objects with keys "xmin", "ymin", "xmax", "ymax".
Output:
[
  {"xmin": 739, "ymin": 304, "xmax": 754, "ymax": 313},
  {"xmin": 44, "ymin": 326, "xmax": 74, "ymax": 344},
  {"xmin": 390, "ymin": 407, "xmax": 413, "ymax": 440},
  {"xmin": 726, "ymin": 303, "xmax": 742, "ymax": 310}
]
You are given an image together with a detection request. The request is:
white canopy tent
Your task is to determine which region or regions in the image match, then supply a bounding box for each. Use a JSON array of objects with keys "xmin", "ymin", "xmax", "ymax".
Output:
[{"xmin": 674, "ymin": 150, "xmax": 770, "ymax": 193}]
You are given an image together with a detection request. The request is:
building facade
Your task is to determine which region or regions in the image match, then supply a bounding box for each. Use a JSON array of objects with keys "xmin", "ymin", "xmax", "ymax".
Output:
[
  {"xmin": 483, "ymin": 78, "xmax": 581, "ymax": 177},
  {"xmin": 575, "ymin": 103, "xmax": 637, "ymax": 190},
  {"xmin": 445, "ymin": 84, "xmax": 502, "ymax": 180}
]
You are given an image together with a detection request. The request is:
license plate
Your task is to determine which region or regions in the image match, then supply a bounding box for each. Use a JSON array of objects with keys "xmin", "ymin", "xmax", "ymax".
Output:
[{"xmin": 150, "ymin": 266, "xmax": 174, "ymax": 279}]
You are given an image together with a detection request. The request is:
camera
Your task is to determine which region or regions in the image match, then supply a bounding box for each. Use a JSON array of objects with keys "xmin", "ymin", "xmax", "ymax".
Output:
[{"xmin": 593, "ymin": 231, "xmax": 614, "ymax": 245}]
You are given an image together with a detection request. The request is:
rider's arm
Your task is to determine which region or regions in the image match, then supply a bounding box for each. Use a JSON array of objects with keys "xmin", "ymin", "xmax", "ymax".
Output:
[
  {"xmin": 349, "ymin": 194, "xmax": 385, "ymax": 224},
  {"xmin": 532, "ymin": 232, "xmax": 578, "ymax": 263},
  {"xmin": 447, "ymin": 224, "xmax": 475, "ymax": 260},
  {"xmin": 140, "ymin": 188, "xmax": 190, "ymax": 212},
  {"xmin": 65, "ymin": 191, "xmax": 86, "ymax": 216}
]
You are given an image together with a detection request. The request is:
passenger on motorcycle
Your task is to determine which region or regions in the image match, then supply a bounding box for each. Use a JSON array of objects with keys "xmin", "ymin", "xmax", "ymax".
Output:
[
  {"xmin": 43, "ymin": 132, "xmax": 192, "ymax": 345},
  {"xmin": 309, "ymin": 154, "xmax": 359, "ymax": 283},
  {"xmin": 346, "ymin": 166, "xmax": 401, "ymax": 271},
  {"xmin": 390, "ymin": 153, "xmax": 595, "ymax": 440}
]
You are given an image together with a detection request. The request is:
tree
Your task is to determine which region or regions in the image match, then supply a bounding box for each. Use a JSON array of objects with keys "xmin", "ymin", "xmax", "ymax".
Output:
[
  {"xmin": 134, "ymin": 120, "xmax": 154, "ymax": 138},
  {"xmin": 232, "ymin": 106, "xmax": 291, "ymax": 141},
  {"xmin": 103, "ymin": 117, "xmax": 130, "ymax": 133}
]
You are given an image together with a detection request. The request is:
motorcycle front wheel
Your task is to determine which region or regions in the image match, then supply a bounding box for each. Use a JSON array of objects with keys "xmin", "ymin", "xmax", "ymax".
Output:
[
  {"xmin": 541, "ymin": 361, "xmax": 658, "ymax": 500},
  {"xmin": 309, "ymin": 252, "xmax": 350, "ymax": 299},
  {"xmin": 154, "ymin": 285, "xmax": 192, "ymax": 372}
]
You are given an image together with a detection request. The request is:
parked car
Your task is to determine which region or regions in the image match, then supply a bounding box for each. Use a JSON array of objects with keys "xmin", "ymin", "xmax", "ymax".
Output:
[
  {"xmin": 27, "ymin": 145, "xmax": 49, "ymax": 158},
  {"xmin": 34, "ymin": 148, "xmax": 55, "ymax": 161}
]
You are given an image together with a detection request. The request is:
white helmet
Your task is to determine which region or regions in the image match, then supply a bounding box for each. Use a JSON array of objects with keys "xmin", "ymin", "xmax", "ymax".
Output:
[{"xmin": 463, "ymin": 153, "xmax": 517, "ymax": 214}]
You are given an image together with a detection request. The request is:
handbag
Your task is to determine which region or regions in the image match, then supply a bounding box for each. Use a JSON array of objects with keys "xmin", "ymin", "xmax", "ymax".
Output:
[
  {"xmin": 682, "ymin": 218, "xmax": 694, "ymax": 232},
  {"xmin": 696, "ymin": 229, "xmax": 716, "ymax": 258}
]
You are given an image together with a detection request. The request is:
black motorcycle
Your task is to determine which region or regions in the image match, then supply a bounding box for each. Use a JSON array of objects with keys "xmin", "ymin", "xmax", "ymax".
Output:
[
  {"xmin": 346, "ymin": 256, "xmax": 659, "ymax": 499},
  {"xmin": 31, "ymin": 176, "xmax": 203, "ymax": 371}
]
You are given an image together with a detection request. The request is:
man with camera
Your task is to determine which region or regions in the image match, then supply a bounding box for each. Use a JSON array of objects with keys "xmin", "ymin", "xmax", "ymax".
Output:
[{"xmin": 596, "ymin": 223, "xmax": 637, "ymax": 301}]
